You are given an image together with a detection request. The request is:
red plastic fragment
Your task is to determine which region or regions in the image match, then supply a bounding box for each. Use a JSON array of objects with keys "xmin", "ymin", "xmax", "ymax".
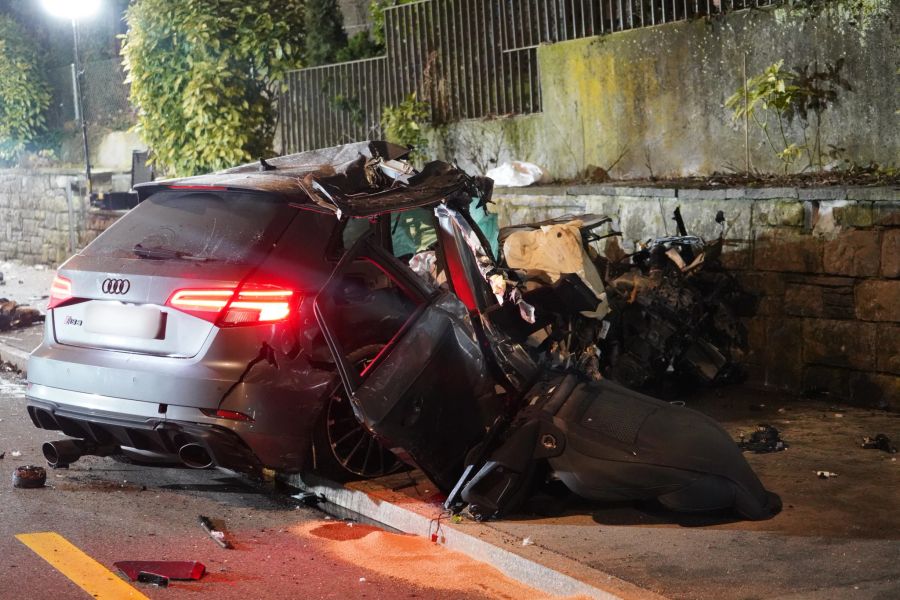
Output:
[{"xmin": 114, "ymin": 561, "xmax": 205, "ymax": 581}]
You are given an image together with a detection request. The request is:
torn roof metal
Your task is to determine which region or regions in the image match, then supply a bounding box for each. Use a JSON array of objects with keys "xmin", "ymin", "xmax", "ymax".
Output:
[{"xmin": 133, "ymin": 140, "xmax": 478, "ymax": 217}]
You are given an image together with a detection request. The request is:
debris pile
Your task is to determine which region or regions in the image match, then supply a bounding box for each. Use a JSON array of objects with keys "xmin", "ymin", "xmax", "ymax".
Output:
[
  {"xmin": 0, "ymin": 298, "xmax": 43, "ymax": 331},
  {"xmin": 497, "ymin": 207, "xmax": 755, "ymax": 389},
  {"xmin": 861, "ymin": 434, "xmax": 897, "ymax": 454},
  {"xmin": 738, "ymin": 424, "xmax": 788, "ymax": 453},
  {"xmin": 12, "ymin": 465, "xmax": 46, "ymax": 488}
]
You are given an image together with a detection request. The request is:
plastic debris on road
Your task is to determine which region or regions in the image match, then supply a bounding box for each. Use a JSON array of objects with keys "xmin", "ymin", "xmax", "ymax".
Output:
[
  {"xmin": 115, "ymin": 560, "xmax": 205, "ymax": 581},
  {"xmin": 12, "ymin": 465, "xmax": 46, "ymax": 488},
  {"xmin": 199, "ymin": 515, "xmax": 233, "ymax": 549},
  {"xmin": 137, "ymin": 572, "xmax": 169, "ymax": 587}
]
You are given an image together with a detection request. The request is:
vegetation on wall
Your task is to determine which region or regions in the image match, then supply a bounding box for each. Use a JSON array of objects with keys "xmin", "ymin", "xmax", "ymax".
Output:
[
  {"xmin": 381, "ymin": 93, "xmax": 431, "ymax": 164},
  {"xmin": 726, "ymin": 59, "xmax": 852, "ymax": 172},
  {"xmin": 0, "ymin": 15, "xmax": 50, "ymax": 163},
  {"xmin": 121, "ymin": 0, "xmax": 305, "ymax": 176}
]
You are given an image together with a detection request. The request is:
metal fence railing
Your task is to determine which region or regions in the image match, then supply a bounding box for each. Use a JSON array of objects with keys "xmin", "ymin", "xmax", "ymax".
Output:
[
  {"xmin": 500, "ymin": 0, "xmax": 779, "ymax": 42},
  {"xmin": 280, "ymin": 0, "xmax": 781, "ymax": 152},
  {"xmin": 46, "ymin": 58, "xmax": 134, "ymax": 131}
]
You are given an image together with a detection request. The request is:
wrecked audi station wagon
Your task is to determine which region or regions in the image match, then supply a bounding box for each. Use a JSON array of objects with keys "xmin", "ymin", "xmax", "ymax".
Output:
[{"xmin": 26, "ymin": 141, "xmax": 779, "ymax": 521}]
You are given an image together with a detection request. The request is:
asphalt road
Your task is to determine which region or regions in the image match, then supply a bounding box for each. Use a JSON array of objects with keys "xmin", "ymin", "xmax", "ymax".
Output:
[{"xmin": 0, "ymin": 369, "xmax": 532, "ymax": 600}]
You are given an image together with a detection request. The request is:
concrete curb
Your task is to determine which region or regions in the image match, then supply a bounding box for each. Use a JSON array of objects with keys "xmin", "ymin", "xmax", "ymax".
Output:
[{"xmin": 296, "ymin": 473, "xmax": 666, "ymax": 600}]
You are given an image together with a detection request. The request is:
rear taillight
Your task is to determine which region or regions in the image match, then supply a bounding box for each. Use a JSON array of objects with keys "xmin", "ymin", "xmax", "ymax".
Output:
[
  {"xmin": 200, "ymin": 408, "xmax": 254, "ymax": 422},
  {"xmin": 166, "ymin": 284, "xmax": 295, "ymax": 327},
  {"xmin": 221, "ymin": 288, "xmax": 293, "ymax": 324},
  {"xmin": 167, "ymin": 289, "xmax": 233, "ymax": 320},
  {"xmin": 48, "ymin": 275, "xmax": 73, "ymax": 309}
]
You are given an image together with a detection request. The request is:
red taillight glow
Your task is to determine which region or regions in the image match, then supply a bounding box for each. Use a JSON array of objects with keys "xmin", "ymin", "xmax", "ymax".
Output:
[
  {"xmin": 200, "ymin": 408, "xmax": 254, "ymax": 422},
  {"xmin": 48, "ymin": 275, "xmax": 73, "ymax": 309},
  {"xmin": 167, "ymin": 289, "xmax": 233, "ymax": 315},
  {"xmin": 222, "ymin": 288, "xmax": 293, "ymax": 324},
  {"xmin": 166, "ymin": 284, "xmax": 294, "ymax": 327}
]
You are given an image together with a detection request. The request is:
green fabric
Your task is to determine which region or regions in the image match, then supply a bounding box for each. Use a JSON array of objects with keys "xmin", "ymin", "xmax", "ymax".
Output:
[
  {"xmin": 390, "ymin": 200, "xmax": 499, "ymax": 258},
  {"xmin": 391, "ymin": 208, "xmax": 437, "ymax": 257},
  {"xmin": 470, "ymin": 200, "xmax": 499, "ymax": 258}
]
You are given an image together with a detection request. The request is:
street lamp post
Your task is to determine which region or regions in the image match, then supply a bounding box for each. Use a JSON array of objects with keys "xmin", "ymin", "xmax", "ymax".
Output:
[{"xmin": 40, "ymin": 0, "xmax": 101, "ymax": 196}]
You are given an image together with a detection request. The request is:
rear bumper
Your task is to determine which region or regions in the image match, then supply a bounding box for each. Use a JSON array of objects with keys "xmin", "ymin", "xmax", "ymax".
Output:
[
  {"xmin": 26, "ymin": 335, "xmax": 334, "ymax": 473},
  {"xmin": 27, "ymin": 397, "xmax": 264, "ymax": 475}
]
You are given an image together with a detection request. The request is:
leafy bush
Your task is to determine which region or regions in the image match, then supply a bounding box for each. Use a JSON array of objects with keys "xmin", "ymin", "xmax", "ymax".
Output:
[
  {"xmin": 381, "ymin": 93, "xmax": 431, "ymax": 164},
  {"xmin": 0, "ymin": 15, "xmax": 51, "ymax": 163},
  {"xmin": 726, "ymin": 60, "xmax": 852, "ymax": 172},
  {"xmin": 122, "ymin": 0, "xmax": 305, "ymax": 176},
  {"xmin": 335, "ymin": 31, "xmax": 383, "ymax": 62}
]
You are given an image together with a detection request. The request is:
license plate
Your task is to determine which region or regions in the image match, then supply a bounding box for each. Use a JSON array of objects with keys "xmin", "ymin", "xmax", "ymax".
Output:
[{"xmin": 84, "ymin": 302, "xmax": 164, "ymax": 339}]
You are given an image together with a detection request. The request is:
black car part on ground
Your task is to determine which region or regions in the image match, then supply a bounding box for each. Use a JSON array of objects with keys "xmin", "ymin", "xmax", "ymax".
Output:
[{"xmin": 452, "ymin": 372, "xmax": 780, "ymax": 521}]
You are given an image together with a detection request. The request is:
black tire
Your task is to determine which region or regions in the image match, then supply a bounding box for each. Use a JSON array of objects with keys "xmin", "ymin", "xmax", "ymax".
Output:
[{"xmin": 311, "ymin": 344, "xmax": 404, "ymax": 481}]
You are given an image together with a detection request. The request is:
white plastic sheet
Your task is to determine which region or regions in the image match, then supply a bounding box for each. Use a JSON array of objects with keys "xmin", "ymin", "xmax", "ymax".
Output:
[{"xmin": 486, "ymin": 161, "xmax": 546, "ymax": 187}]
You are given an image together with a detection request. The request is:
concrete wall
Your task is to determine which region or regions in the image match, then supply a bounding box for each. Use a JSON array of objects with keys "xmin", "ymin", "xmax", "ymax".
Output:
[
  {"xmin": 0, "ymin": 169, "xmax": 126, "ymax": 265},
  {"xmin": 338, "ymin": 0, "xmax": 372, "ymax": 36},
  {"xmin": 58, "ymin": 128, "xmax": 147, "ymax": 173},
  {"xmin": 491, "ymin": 185, "xmax": 900, "ymax": 409},
  {"xmin": 431, "ymin": 2, "xmax": 899, "ymax": 179}
]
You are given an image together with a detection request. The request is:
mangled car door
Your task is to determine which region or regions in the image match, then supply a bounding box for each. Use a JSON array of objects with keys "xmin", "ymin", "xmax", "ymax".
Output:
[{"xmin": 313, "ymin": 233, "xmax": 501, "ymax": 491}]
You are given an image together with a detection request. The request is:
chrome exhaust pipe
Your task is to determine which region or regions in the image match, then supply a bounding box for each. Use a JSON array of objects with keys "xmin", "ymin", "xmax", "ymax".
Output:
[
  {"xmin": 42, "ymin": 439, "xmax": 113, "ymax": 468},
  {"xmin": 178, "ymin": 443, "xmax": 214, "ymax": 469}
]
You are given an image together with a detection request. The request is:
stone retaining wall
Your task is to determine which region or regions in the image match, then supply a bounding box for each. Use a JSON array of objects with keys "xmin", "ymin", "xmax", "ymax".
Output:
[
  {"xmin": 431, "ymin": 3, "xmax": 899, "ymax": 180},
  {"xmin": 0, "ymin": 169, "xmax": 126, "ymax": 266},
  {"xmin": 492, "ymin": 185, "xmax": 900, "ymax": 409}
]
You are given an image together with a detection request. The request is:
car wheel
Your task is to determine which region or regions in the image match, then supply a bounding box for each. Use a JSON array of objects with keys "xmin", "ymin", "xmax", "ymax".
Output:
[{"xmin": 312, "ymin": 344, "xmax": 404, "ymax": 481}]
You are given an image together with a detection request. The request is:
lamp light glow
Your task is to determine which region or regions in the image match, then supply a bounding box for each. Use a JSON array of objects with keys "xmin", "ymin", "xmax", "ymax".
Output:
[{"xmin": 40, "ymin": 0, "xmax": 101, "ymax": 20}]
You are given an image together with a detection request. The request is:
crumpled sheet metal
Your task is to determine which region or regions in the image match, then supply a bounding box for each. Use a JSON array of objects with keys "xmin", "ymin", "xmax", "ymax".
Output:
[
  {"xmin": 435, "ymin": 204, "xmax": 539, "ymax": 324},
  {"xmin": 502, "ymin": 220, "xmax": 607, "ymax": 302},
  {"xmin": 136, "ymin": 141, "xmax": 410, "ymax": 201},
  {"xmin": 311, "ymin": 160, "xmax": 473, "ymax": 218},
  {"xmin": 408, "ymin": 250, "xmax": 447, "ymax": 288}
]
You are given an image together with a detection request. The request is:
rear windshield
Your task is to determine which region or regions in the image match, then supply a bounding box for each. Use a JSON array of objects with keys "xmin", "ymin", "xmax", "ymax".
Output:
[{"xmin": 82, "ymin": 190, "xmax": 293, "ymax": 263}]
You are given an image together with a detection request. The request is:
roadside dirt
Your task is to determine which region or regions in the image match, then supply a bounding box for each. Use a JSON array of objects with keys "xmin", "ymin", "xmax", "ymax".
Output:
[{"xmin": 299, "ymin": 521, "xmax": 588, "ymax": 600}]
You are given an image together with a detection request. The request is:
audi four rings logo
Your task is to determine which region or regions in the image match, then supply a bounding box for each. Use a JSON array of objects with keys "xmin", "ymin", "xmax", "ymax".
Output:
[{"xmin": 101, "ymin": 278, "xmax": 131, "ymax": 294}]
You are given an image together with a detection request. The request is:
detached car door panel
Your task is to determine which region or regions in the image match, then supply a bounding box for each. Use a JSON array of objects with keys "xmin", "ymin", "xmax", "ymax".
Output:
[{"xmin": 314, "ymin": 235, "xmax": 500, "ymax": 491}]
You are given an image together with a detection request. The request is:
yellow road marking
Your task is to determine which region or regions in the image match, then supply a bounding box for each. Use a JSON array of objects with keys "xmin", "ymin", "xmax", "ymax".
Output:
[{"xmin": 16, "ymin": 532, "xmax": 149, "ymax": 600}]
